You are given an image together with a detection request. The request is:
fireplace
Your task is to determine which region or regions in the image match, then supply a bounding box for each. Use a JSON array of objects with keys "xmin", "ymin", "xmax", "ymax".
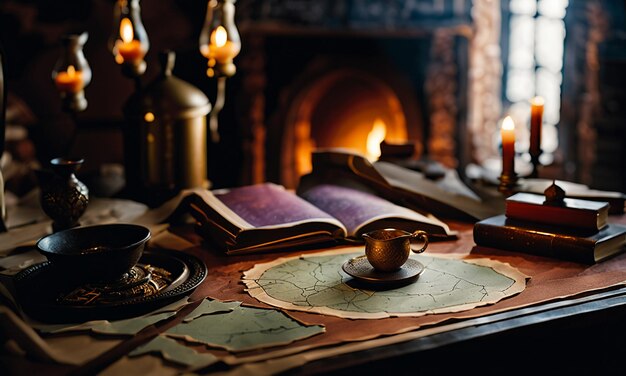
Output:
[
  {"xmin": 266, "ymin": 42, "xmax": 433, "ymax": 188},
  {"xmin": 226, "ymin": 1, "xmax": 501, "ymax": 189}
]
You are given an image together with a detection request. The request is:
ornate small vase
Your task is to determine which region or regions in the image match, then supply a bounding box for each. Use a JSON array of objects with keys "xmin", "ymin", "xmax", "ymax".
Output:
[{"xmin": 37, "ymin": 157, "xmax": 89, "ymax": 232}]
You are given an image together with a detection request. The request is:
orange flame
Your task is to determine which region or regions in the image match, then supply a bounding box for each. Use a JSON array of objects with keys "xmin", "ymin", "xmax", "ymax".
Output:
[
  {"xmin": 211, "ymin": 26, "xmax": 228, "ymax": 48},
  {"xmin": 366, "ymin": 118, "xmax": 387, "ymax": 161},
  {"xmin": 120, "ymin": 18, "xmax": 134, "ymax": 43}
]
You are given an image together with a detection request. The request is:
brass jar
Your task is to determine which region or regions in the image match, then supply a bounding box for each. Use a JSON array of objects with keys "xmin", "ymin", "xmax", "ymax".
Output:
[{"xmin": 124, "ymin": 51, "xmax": 211, "ymax": 204}]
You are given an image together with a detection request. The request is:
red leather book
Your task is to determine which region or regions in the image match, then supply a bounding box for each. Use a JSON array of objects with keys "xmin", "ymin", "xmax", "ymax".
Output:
[
  {"xmin": 473, "ymin": 215, "xmax": 626, "ymax": 264},
  {"xmin": 505, "ymin": 192, "xmax": 609, "ymax": 231}
]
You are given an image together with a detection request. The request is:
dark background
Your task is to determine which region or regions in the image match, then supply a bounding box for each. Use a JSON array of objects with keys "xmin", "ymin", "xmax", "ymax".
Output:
[{"xmin": 1, "ymin": 0, "xmax": 625, "ymax": 200}]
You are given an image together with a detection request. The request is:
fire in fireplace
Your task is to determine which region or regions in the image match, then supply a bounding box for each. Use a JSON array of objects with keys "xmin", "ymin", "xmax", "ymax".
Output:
[
  {"xmin": 233, "ymin": 2, "xmax": 482, "ymax": 189},
  {"xmin": 277, "ymin": 58, "xmax": 424, "ymax": 187}
]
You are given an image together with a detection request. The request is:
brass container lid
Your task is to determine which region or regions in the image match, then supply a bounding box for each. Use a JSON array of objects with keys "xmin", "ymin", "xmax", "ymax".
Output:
[{"xmin": 124, "ymin": 51, "xmax": 211, "ymax": 121}]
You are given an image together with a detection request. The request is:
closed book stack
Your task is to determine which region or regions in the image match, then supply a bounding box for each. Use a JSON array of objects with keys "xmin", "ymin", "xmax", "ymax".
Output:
[
  {"xmin": 473, "ymin": 215, "xmax": 626, "ymax": 264},
  {"xmin": 505, "ymin": 192, "xmax": 609, "ymax": 231},
  {"xmin": 474, "ymin": 184, "xmax": 626, "ymax": 263}
]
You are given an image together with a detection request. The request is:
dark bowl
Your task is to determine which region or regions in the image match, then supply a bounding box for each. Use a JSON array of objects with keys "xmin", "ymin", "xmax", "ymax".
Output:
[{"xmin": 36, "ymin": 223, "xmax": 151, "ymax": 283}]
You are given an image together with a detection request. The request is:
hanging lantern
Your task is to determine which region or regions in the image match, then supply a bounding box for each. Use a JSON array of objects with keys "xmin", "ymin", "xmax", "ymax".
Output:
[
  {"xmin": 51, "ymin": 32, "xmax": 92, "ymax": 113},
  {"xmin": 109, "ymin": 0, "xmax": 150, "ymax": 77},
  {"xmin": 199, "ymin": 0, "xmax": 241, "ymax": 77}
]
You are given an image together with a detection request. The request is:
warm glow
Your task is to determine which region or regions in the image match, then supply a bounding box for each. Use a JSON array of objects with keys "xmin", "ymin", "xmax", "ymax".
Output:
[
  {"xmin": 530, "ymin": 96, "xmax": 544, "ymax": 106},
  {"xmin": 211, "ymin": 26, "xmax": 228, "ymax": 48},
  {"xmin": 366, "ymin": 118, "xmax": 387, "ymax": 161},
  {"xmin": 115, "ymin": 17, "xmax": 144, "ymax": 64},
  {"xmin": 54, "ymin": 65, "xmax": 84, "ymax": 93},
  {"xmin": 144, "ymin": 112, "xmax": 155, "ymax": 123},
  {"xmin": 201, "ymin": 26, "xmax": 240, "ymax": 68},
  {"xmin": 120, "ymin": 18, "xmax": 134, "ymax": 43},
  {"xmin": 502, "ymin": 116, "xmax": 515, "ymax": 131},
  {"xmin": 500, "ymin": 115, "xmax": 516, "ymax": 177}
]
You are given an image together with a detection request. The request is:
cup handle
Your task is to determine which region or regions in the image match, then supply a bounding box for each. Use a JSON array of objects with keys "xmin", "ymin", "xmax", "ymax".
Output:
[{"xmin": 409, "ymin": 231, "xmax": 429, "ymax": 253}]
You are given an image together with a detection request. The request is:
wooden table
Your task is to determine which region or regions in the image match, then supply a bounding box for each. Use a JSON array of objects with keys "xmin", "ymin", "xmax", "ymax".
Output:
[{"xmin": 3, "ymin": 215, "xmax": 626, "ymax": 375}]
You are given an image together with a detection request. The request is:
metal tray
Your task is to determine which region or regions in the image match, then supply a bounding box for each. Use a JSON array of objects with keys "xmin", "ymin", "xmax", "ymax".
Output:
[{"xmin": 14, "ymin": 248, "xmax": 207, "ymax": 323}]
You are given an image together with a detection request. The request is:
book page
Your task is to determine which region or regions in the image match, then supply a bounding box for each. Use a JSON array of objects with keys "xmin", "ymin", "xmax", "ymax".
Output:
[
  {"xmin": 306, "ymin": 149, "xmax": 504, "ymax": 221},
  {"xmin": 213, "ymin": 183, "xmax": 345, "ymax": 231},
  {"xmin": 299, "ymin": 184, "xmax": 451, "ymax": 237}
]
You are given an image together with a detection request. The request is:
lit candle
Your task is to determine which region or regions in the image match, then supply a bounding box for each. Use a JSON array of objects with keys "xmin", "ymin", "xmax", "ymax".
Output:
[
  {"xmin": 530, "ymin": 96, "xmax": 544, "ymax": 156},
  {"xmin": 115, "ymin": 18, "xmax": 145, "ymax": 64},
  {"xmin": 501, "ymin": 116, "xmax": 516, "ymax": 177},
  {"xmin": 200, "ymin": 26, "xmax": 241, "ymax": 63},
  {"xmin": 54, "ymin": 65, "xmax": 84, "ymax": 93}
]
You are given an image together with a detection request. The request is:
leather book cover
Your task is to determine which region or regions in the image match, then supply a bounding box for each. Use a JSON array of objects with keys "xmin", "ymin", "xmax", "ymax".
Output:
[
  {"xmin": 505, "ymin": 192, "xmax": 609, "ymax": 230},
  {"xmin": 516, "ymin": 179, "xmax": 626, "ymax": 214},
  {"xmin": 473, "ymin": 215, "xmax": 626, "ymax": 264}
]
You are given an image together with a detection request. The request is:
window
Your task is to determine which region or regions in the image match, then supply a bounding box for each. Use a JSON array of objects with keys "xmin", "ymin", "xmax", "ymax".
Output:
[{"xmin": 505, "ymin": 0, "xmax": 568, "ymax": 164}]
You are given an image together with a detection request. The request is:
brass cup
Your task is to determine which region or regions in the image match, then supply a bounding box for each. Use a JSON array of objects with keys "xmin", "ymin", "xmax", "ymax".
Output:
[{"xmin": 362, "ymin": 228, "xmax": 429, "ymax": 272}]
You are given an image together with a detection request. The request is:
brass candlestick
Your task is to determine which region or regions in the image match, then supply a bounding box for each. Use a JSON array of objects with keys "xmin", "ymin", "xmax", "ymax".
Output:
[{"xmin": 498, "ymin": 171, "xmax": 518, "ymax": 196}]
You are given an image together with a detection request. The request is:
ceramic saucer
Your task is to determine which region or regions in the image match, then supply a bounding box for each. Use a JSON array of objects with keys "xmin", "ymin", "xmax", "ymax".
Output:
[{"xmin": 342, "ymin": 256, "xmax": 424, "ymax": 287}]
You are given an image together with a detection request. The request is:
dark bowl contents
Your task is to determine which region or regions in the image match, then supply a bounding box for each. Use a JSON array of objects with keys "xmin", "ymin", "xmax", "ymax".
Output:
[{"xmin": 36, "ymin": 223, "xmax": 151, "ymax": 283}]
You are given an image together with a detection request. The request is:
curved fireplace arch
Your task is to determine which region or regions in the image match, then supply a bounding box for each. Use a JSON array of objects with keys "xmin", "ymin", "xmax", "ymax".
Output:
[{"xmin": 271, "ymin": 57, "xmax": 423, "ymax": 188}]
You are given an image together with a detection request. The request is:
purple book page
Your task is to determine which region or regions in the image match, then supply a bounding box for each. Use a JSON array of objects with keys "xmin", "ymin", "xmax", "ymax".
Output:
[
  {"xmin": 214, "ymin": 183, "xmax": 337, "ymax": 228},
  {"xmin": 300, "ymin": 184, "xmax": 414, "ymax": 235}
]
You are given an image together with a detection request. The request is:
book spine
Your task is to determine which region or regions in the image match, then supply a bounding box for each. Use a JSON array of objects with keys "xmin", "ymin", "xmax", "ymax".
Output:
[{"xmin": 473, "ymin": 222, "xmax": 595, "ymax": 264}]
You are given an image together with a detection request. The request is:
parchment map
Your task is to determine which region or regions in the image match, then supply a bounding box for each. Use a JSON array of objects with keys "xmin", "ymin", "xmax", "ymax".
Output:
[
  {"xmin": 244, "ymin": 247, "xmax": 527, "ymax": 319},
  {"xmin": 165, "ymin": 299, "xmax": 325, "ymax": 352}
]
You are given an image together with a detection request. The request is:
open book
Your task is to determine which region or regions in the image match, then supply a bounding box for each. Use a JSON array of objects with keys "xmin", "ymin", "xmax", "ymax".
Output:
[
  {"xmin": 297, "ymin": 149, "xmax": 505, "ymax": 222},
  {"xmin": 182, "ymin": 183, "xmax": 454, "ymax": 255}
]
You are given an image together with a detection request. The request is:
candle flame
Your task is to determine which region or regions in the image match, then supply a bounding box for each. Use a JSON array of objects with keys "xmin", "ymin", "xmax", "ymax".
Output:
[
  {"xmin": 211, "ymin": 26, "xmax": 228, "ymax": 48},
  {"xmin": 366, "ymin": 118, "xmax": 387, "ymax": 161},
  {"xmin": 502, "ymin": 116, "xmax": 515, "ymax": 131},
  {"xmin": 66, "ymin": 65, "xmax": 76, "ymax": 77},
  {"xmin": 530, "ymin": 96, "xmax": 544, "ymax": 106},
  {"xmin": 120, "ymin": 18, "xmax": 134, "ymax": 43}
]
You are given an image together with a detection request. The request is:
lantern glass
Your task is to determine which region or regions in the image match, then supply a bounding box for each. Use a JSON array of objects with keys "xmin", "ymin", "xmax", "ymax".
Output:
[
  {"xmin": 199, "ymin": 0, "xmax": 241, "ymax": 77},
  {"xmin": 109, "ymin": 0, "xmax": 149, "ymax": 66},
  {"xmin": 52, "ymin": 32, "xmax": 91, "ymax": 94}
]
